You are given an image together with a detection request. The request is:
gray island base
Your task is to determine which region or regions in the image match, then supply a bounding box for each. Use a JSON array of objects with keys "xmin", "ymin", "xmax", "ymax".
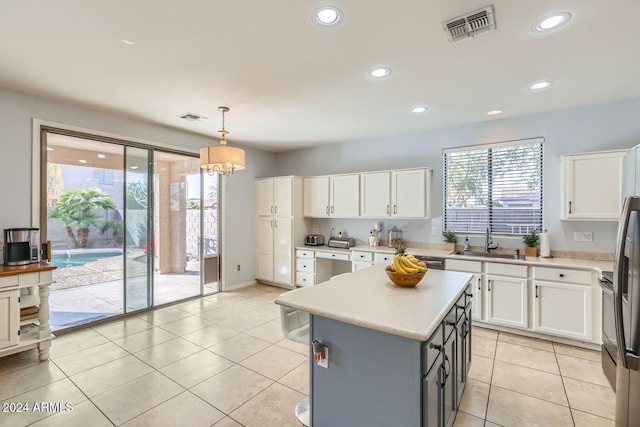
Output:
[{"xmin": 275, "ymin": 264, "xmax": 473, "ymax": 427}]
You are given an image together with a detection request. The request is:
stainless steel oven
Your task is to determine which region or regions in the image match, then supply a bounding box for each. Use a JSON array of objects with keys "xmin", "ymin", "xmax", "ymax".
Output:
[{"xmin": 600, "ymin": 270, "xmax": 617, "ymax": 390}]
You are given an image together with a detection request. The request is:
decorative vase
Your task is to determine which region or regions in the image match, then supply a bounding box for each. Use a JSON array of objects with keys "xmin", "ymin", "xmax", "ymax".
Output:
[{"xmin": 524, "ymin": 246, "xmax": 538, "ymax": 257}]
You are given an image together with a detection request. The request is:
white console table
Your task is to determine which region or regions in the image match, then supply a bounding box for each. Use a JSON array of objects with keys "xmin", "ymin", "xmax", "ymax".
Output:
[{"xmin": 0, "ymin": 263, "xmax": 56, "ymax": 361}]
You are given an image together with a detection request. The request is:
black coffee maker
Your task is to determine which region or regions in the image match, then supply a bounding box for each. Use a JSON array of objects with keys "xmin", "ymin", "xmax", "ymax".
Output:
[{"xmin": 3, "ymin": 228, "xmax": 40, "ymax": 266}]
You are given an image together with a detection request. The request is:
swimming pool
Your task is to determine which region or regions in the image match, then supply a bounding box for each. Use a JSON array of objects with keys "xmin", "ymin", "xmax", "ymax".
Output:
[{"xmin": 50, "ymin": 250, "xmax": 123, "ymax": 269}]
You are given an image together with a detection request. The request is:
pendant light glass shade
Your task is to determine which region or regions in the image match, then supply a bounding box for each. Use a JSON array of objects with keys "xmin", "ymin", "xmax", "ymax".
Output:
[{"xmin": 199, "ymin": 106, "xmax": 246, "ymax": 175}]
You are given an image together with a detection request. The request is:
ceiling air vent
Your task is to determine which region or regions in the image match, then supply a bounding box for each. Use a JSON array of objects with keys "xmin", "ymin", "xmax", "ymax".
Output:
[
  {"xmin": 442, "ymin": 5, "xmax": 495, "ymax": 43},
  {"xmin": 178, "ymin": 113, "xmax": 208, "ymax": 122}
]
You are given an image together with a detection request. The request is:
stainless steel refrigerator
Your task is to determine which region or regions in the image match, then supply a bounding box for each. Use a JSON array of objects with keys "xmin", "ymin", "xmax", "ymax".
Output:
[{"xmin": 614, "ymin": 147, "xmax": 640, "ymax": 426}]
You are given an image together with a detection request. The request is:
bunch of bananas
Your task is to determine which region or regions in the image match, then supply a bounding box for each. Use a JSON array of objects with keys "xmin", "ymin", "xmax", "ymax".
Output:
[{"xmin": 388, "ymin": 245, "xmax": 427, "ymax": 274}]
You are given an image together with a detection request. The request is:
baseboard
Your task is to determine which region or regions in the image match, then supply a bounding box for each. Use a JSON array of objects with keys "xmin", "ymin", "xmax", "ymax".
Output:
[{"xmin": 222, "ymin": 279, "xmax": 258, "ymax": 292}]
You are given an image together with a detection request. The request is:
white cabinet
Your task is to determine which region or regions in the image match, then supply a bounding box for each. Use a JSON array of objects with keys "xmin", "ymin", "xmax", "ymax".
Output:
[
  {"xmin": 303, "ymin": 175, "xmax": 360, "ymax": 218},
  {"xmin": 255, "ymin": 176, "xmax": 304, "ymax": 287},
  {"xmin": 360, "ymin": 168, "xmax": 432, "ymax": 219},
  {"xmin": 446, "ymin": 259, "xmax": 483, "ymax": 321},
  {"xmin": 0, "ymin": 269, "xmax": 54, "ymax": 361},
  {"xmin": 486, "ymin": 263, "xmax": 528, "ymax": 329},
  {"xmin": 392, "ymin": 168, "xmax": 430, "ymax": 218},
  {"xmin": 352, "ymin": 250, "xmax": 374, "ymax": 271},
  {"xmin": 532, "ymin": 267, "xmax": 593, "ymax": 341},
  {"xmin": 373, "ymin": 252, "xmax": 394, "ymax": 265},
  {"xmin": 303, "ymin": 176, "xmax": 329, "ymax": 217},
  {"xmin": 256, "ymin": 177, "xmax": 293, "ymax": 217},
  {"xmin": 561, "ymin": 150, "xmax": 627, "ymax": 220},
  {"xmin": 0, "ymin": 289, "xmax": 19, "ymax": 349},
  {"xmin": 361, "ymin": 172, "xmax": 391, "ymax": 217}
]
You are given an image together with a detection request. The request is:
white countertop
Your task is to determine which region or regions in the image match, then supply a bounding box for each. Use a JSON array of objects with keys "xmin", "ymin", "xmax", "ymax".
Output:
[
  {"xmin": 275, "ymin": 264, "xmax": 473, "ymax": 341},
  {"xmin": 296, "ymin": 245, "xmax": 613, "ymax": 273}
]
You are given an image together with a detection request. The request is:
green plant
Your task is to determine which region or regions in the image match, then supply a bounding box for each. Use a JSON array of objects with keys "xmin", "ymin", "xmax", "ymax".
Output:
[
  {"xmin": 100, "ymin": 220, "xmax": 123, "ymax": 240},
  {"xmin": 523, "ymin": 229, "xmax": 540, "ymax": 247},
  {"xmin": 442, "ymin": 230, "xmax": 458, "ymax": 243},
  {"xmin": 48, "ymin": 188, "xmax": 116, "ymax": 248}
]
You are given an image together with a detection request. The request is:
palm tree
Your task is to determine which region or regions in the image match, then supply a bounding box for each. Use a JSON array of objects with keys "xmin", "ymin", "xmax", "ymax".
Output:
[{"xmin": 48, "ymin": 188, "xmax": 116, "ymax": 248}]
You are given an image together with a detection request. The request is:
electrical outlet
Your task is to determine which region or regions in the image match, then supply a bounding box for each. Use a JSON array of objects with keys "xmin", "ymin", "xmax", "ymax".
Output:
[
  {"xmin": 574, "ymin": 232, "xmax": 593, "ymax": 242},
  {"xmin": 432, "ymin": 227, "xmax": 438, "ymax": 236},
  {"xmin": 315, "ymin": 224, "xmax": 322, "ymax": 234},
  {"xmin": 236, "ymin": 264, "xmax": 241, "ymax": 272}
]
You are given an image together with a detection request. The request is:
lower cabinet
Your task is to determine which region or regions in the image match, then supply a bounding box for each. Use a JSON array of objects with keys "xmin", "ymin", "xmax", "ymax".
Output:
[
  {"xmin": 533, "ymin": 280, "xmax": 592, "ymax": 340},
  {"xmin": 486, "ymin": 274, "xmax": 528, "ymax": 329},
  {"xmin": 351, "ymin": 250, "xmax": 374, "ymax": 271},
  {"xmin": 422, "ymin": 285, "xmax": 471, "ymax": 427},
  {"xmin": 257, "ymin": 217, "xmax": 293, "ymax": 285},
  {"xmin": 0, "ymin": 289, "xmax": 19, "ymax": 349}
]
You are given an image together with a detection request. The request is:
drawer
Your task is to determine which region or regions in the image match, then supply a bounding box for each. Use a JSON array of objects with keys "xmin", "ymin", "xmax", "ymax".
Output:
[
  {"xmin": 0, "ymin": 276, "xmax": 18, "ymax": 289},
  {"xmin": 374, "ymin": 252, "xmax": 394, "ymax": 264},
  {"xmin": 422, "ymin": 323, "xmax": 443, "ymax": 374},
  {"xmin": 532, "ymin": 267, "xmax": 592, "ymax": 285},
  {"xmin": 296, "ymin": 249, "xmax": 314, "ymax": 259},
  {"xmin": 443, "ymin": 305, "xmax": 457, "ymax": 339},
  {"xmin": 446, "ymin": 259, "xmax": 482, "ymax": 273},
  {"xmin": 296, "ymin": 271, "xmax": 314, "ymax": 287},
  {"xmin": 486, "ymin": 262, "xmax": 527, "ymax": 278},
  {"xmin": 18, "ymin": 272, "xmax": 40, "ymax": 285},
  {"xmin": 296, "ymin": 258, "xmax": 315, "ymax": 273},
  {"xmin": 352, "ymin": 251, "xmax": 373, "ymax": 263},
  {"xmin": 316, "ymin": 251, "xmax": 350, "ymax": 261}
]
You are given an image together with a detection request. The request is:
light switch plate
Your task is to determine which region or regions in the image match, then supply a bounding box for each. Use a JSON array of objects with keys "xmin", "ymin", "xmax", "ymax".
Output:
[{"xmin": 574, "ymin": 232, "xmax": 593, "ymax": 242}]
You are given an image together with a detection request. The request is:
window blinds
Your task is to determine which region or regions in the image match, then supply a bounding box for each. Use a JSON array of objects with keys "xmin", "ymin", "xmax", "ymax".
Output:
[{"xmin": 443, "ymin": 138, "xmax": 543, "ymax": 235}]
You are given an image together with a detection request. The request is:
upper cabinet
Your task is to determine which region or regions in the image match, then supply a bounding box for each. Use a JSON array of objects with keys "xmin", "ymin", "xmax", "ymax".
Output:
[
  {"xmin": 361, "ymin": 168, "xmax": 432, "ymax": 219},
  {"xmin": 561, "ymin": 150, "xmax": 627, "ymax": 220},
  {"xmin": 257, "ymin": 176, "xmax": 293, "ymax": 217},
  {"xmin": 303, "ymin": 174, "xmax": 360, "ymax": 218}
]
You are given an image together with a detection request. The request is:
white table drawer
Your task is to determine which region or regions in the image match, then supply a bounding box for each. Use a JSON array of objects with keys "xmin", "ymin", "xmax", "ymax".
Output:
[
  {"xmin": 18, "ymin": 272, "xmax": 40, "ymax": 285},
  {"xmin": 296, "ymin": 271, "xmax": 314, "ymax": 287},
  {"xmin": 532, "ymin": 267, "xmax": 592, "ymax": 285},
  {"xmin": 486, "ymin": 262, "xmax": 528, "ymax": 278},
  {"xmin": 296, "ymin": 250, "xmax": 314, "ymax": 259},
  {"xmin": 352, "ymin": 251, "xmax": 373, "ymax": 263},
  {"xmin": 374, "ymin": 252, "xmax": 394, "ymax": 264},
  {"xmin": 0, "ymin": 276, "xmax": 18, "ymax": 289},
  {"xmin": 297, "ymin": 259, "xmax": 315, "ymax": 273},
  {"xmin": 446, "ymin": 259, "xmax": 482, "ymax": 273},
  {"xmin": 316, "ymin": 251, "xmax": 350, "ymax": 261}
]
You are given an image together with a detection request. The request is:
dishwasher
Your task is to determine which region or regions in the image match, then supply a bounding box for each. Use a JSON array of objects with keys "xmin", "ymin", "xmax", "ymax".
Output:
[{"xmin": 414, "ymin": 255, "xmax": 445, "ymax": 270}]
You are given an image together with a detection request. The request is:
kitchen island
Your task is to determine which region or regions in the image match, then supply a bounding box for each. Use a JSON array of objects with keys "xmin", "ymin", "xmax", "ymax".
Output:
[{"xmin": 275, "ymin": 264, "xmax": 473, "ymax": 426}]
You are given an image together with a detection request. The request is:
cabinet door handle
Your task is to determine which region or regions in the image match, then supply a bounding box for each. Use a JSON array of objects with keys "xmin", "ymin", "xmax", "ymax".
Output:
[
  {"xmin": 569, "ymin": 201, "xmax": 572, "ymax": 214},
  {"xmin": 559, "ymin": 274, "xmax": 564, "ymax": 278},
  {"xmin": 331, "ymin": 206, "xmax": 334, "ymax": 214},
  {"xmin": 387, "ymin": 205, "xmax": 390, "ymax": 215},
  {"xmin": 274, "ymin": 220, "xmax": 277, "ymax": 228},
  {"xmin": 275, "ymin": 206, "xmax": 278, "ymax": 214},
  {"xmin": 271, "ymin": 206, "xmax": 274, "ymax": 214},
  {"xmin": 488, "ymin": 279, "xmax": 491, "ymax": 291},
  {"xmin": 326, "ymin": 206, "xmax": 329, "ymax": 214},
  {"xmin": 535, "ymin": 285, "xmax": 539, "ymax": 298},
  {"xmin": 393, "ymin": 205, "xmax": 397, "ymax": 214},
  {"xmin": 477, "ymin": 277, "xmax": 481, "ymax": 290}
]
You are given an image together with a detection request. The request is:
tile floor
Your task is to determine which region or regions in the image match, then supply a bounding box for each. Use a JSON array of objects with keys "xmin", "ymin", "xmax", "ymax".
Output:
[
  {"xmin": 454, "ymin": 328, "xmax": 616, "ymax": 427},
  {"xmin": 0, "ymin": 283, "xmax": 616, "ymax": 427}
]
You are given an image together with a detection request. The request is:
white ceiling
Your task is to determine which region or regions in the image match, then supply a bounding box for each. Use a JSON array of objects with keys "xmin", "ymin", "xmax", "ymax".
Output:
[{"xmin": 1, "ymin": 0, "xmax": 639, "ymax": 153}]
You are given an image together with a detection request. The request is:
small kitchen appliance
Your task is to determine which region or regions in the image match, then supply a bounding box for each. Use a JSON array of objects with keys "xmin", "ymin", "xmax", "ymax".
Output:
[
  {"xmin": 327, "ymin": 236, "xmax": 355, "ymax": 249},
  {"xmin": 305, "ymin": 235, "xmax": 325, "ymax": 246},
  {"xmin": 4, "ymin": 228, "xmax": 40, "ymax": 266}
]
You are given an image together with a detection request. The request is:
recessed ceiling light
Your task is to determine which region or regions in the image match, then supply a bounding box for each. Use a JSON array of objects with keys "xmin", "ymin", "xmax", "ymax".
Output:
[
  {"xmin": 130, "ymin": 166, "xmax": 139, "ymax": 170},
  {"xmin": 46, "ymin": 147, "xmax": 54, "ymax": 151},
  {"xmin": 411, "ymin": 106, "xmax": 428, "ymax": 113},
  {"xmin": 78, "ymin": 159, "xmax": 88, "ymax": 164},
  {"xmin": 369, "ymin": 67, "xmax": 391, "ymax": 78},
  {"xmin": 120, "ymin": 38, "xmax": 134, "ymax": 45},
  {"xmin": 97, "ymin": 154, "xmax": 106, "ymax": 159},
  {"xmin": 529, "ymin": 81, "xmax": 553, "ymax": 90},
  {"xmin": 533, "ymin": 12, "xmax": 571, "ymax": 32},
  {"xmin": 487, "ymin": 110, "xmax": 503, "ymax": 116},
  {"xmin": 315, "ymin": 7, "xmax": 342, "ymax": 26}
]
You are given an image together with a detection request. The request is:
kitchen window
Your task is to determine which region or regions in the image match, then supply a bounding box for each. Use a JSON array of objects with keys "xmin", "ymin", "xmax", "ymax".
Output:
[{"xmin": 443, "ymin": 138, "xmax": 543, "ymax": 235}]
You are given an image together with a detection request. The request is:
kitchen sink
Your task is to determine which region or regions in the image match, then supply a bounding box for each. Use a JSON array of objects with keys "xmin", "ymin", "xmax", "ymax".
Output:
[{"xmin": 450, "ymin": 250, "xmax": 526, "ymax": 260}]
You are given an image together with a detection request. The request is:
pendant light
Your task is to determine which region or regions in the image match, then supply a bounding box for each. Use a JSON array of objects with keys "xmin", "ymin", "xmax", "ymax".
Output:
[{"xmin": 200, "ymin": 106, "xmax": 245, "ymax": 175}]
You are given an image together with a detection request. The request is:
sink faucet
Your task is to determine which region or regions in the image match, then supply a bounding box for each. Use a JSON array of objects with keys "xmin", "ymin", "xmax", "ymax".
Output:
[{"xmin": 485, "ymin": 226, "xmax": 499, "ymax": 253}]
